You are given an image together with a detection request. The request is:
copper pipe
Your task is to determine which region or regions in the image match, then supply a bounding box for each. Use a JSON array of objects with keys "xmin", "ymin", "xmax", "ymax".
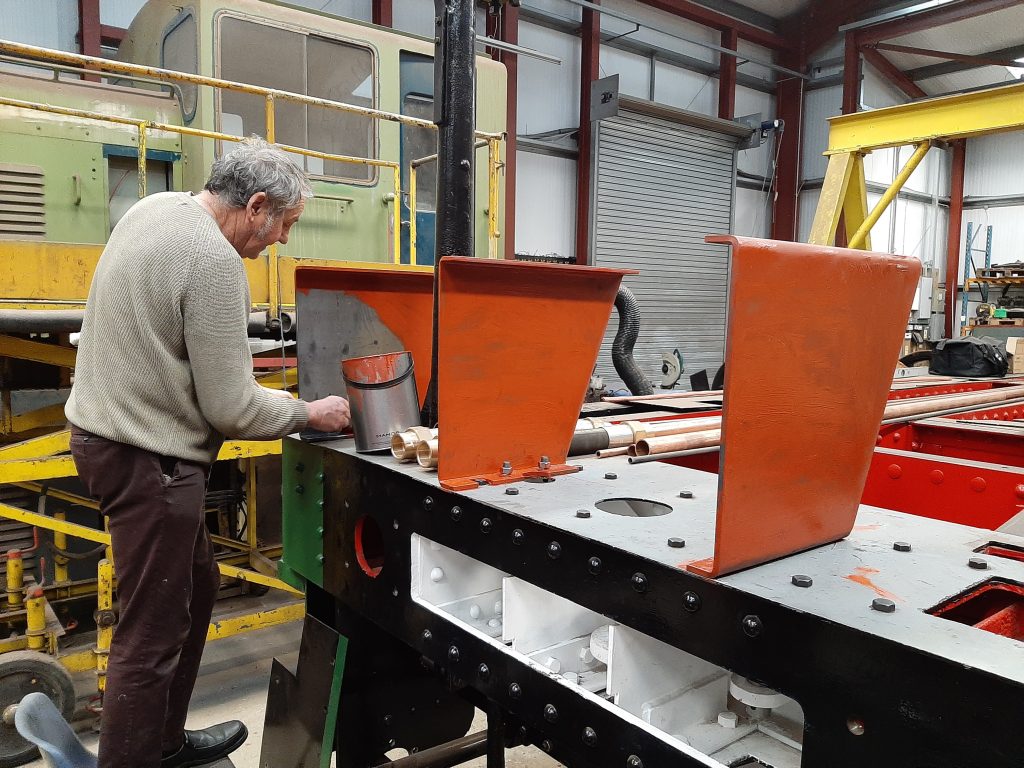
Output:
[
  {"xmin": 596, "ymin": 446, "xmax": 630, "ymax": 458},
  {"xmin": 882, "ymin": 385, "xmax": 1024, "ymax": 421},
  {"xmin": 625, "ymin": 416, "xmax": 720, "ymax": 441},
  {"xmin": 392, "ymin": 427, "xmax": 437, "ymax": 461},
  {"xmin": 416, "ymin": 439, "xmax": 439, "ymax": 469},
  {"xmin": 634, "ymin": 429, "xmax": 722, "ymax": 457}
]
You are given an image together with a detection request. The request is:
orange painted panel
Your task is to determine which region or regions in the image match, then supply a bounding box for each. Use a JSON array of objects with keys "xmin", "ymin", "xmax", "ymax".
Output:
[
  {"xmin": 437, "ymin": 257, "xmax": 630, "ymax": 489},
  {"xmin": 294, "ymin": 265, "xmax": 434, "ymax": 403},
  {"xmin": 690, "ymin": 236, "xmax": 921, "ymax": 577}
]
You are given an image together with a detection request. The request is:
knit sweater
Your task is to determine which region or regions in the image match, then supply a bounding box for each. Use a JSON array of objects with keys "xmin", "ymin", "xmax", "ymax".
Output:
[{"xmin": 66, "ymin": 192, "xmax": 308, "ymax": 463}]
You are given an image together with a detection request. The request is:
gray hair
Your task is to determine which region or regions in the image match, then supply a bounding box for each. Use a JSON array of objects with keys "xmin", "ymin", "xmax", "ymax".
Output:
[{"xmin": 204, "ymin": 136, "xmax": 313, "ymax": 213}]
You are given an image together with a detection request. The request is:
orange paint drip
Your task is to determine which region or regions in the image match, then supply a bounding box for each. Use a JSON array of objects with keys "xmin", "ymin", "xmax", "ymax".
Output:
[{"xmin": 845, "ymin": 566, "xmax": 902, "ymax": 602}]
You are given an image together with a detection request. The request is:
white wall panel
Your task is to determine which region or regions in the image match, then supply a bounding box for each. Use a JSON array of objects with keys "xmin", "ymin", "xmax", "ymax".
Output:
[
  {"xmin": 861, "ymin": 66, "xmax": 903, "ymax": 110},
  {"xmin": 518, "ymin": 21, "xmax": 580, "ymax": 134},
  {"xmin": 1, "ymin": 0, "xmax": 78, "ymax": 51},
  {"xmin": 736, "ymin": 38, "xmax": 774, "ymax": 86},
  {"xmin": 652, "ymin": 61, "xmax": 715, "ymax": 115},
  {"xmin": 734, "ymin": 187, "xmax": 770, "ymax": 238},
  {"xmin": 515, "ymin": 150, "xmax": 577, "ymax": 260},
  {"xmin": 392, "ymin": 0, "xmax": 435, "ymax": 37},
  {"xmin": 735, "ymin": 86, "xmax": 774, "ymax": 176},
  {"xmin": 601, "ymin": 0, "xmax": 716, "ymax": 64},
  {"xmin": 281, "ymin": 0, "xmax": 372, "ymax": 22},
  {"xmin": 965, "ymin": 133, "xmax": 1024, "ymax": 198},
  {"xmin": 600, "ymin": 46, "xmax": 650, "ymax": 99},
  {"xmin": 100, "ymin": 0, "xmax": 146, "ymax": 29},
  {"xmin": 801, "ymin": 85, "xmax": 840, "ymax": 182}
]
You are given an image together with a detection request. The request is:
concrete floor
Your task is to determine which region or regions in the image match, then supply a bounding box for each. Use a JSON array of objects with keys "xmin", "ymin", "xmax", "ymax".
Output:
[{"xmin": 24, "ymin": 616, "xmax": 561, "ymax": 768}]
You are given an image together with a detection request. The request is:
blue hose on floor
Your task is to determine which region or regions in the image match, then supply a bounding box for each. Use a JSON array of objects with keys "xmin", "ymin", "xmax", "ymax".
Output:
[{"xmin": 14, "ymin": 692, "xmax": 97, "ymax": 768}]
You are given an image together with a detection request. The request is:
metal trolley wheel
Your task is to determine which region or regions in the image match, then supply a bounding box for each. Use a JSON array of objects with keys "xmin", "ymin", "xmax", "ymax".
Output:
[{"xmin": 0, "ymin": 651, "xmax": 76, "ymax": 768}]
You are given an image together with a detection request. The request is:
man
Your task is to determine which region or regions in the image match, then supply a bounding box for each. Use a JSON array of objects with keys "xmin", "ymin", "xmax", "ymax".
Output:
[{"xmin": 66, "ymin": 137, "xmax": 349, "ymax": 768}]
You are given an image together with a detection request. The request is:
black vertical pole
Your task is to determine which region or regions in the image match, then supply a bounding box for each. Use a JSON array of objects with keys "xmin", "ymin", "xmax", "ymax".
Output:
[{"xmin": 421, "ymin": 0, "xmax": 476, "ymax": 427}]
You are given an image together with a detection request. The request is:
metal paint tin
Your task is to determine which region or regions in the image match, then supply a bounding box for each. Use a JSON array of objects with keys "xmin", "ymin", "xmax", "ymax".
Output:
[{"xmin": 341, "ymin": 351, "xmax": 420, "ymax": 453}]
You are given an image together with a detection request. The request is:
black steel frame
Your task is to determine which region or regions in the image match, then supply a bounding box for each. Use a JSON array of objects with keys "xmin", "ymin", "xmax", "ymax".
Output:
[{"xmin": 315, "ymin": 449, "xmax": 1024, "ymax": 768}]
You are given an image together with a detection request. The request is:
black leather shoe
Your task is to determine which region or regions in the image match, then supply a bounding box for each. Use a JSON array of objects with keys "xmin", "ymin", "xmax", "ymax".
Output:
[{"xmin": 161, "ymin": 721, "xmax": 248, "ymax": 768}]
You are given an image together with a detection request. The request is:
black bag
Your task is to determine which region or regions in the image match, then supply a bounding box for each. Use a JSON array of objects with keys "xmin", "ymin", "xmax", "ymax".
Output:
[{"xmin": 929, "ymin": 336, "xmax": 1008, "ymax": 377}]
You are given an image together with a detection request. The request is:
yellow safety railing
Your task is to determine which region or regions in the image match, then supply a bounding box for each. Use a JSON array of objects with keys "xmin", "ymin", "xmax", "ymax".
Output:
[
  {"xmin": 0, "ymin": 39, "xmax": 506, "ymax": 299},
  {"xmin": 410, "ymin": 137, "xmax": 505, "ymax": 260}
]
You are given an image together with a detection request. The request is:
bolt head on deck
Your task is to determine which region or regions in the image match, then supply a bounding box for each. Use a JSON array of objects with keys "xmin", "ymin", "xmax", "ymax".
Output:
[{"xmin": 872, "ymin": 598, "xmax": 896, "ymax": 613}]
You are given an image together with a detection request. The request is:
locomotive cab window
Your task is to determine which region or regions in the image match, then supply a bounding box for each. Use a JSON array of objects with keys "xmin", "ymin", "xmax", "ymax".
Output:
[{"xmin": 217, "ymin": 16, "xmax": 376, "ymax": 182}]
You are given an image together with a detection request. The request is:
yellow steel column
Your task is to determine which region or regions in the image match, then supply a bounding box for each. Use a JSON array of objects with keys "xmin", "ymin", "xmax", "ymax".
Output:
[
  {"xmin": 409, "ymin": 165, "xmax": 418, "ymax": 266},
  {"xmin": 848, "ymin": 141, "xmax": 931, "ymax": 250},
  {"xmin": 392, "ymin": 166, "xmax": 402, "ymax": 264},
  {"xmin": 265, "ymin": 95, "xmax": 281, "ymax": 320},
  {"xmin": 488, "ymin": 137, "xmax": 501, "ymax": 259},
  {"xmin": 137, "ymin": 122, "xmax": 149, "ymax": 198},
  {"xmin": 5, "ymin": 550, "xmax": 23, "ymax": 608},
  {"xmin": 53, "ymin": 511, "xmax": 69, "ymax": 584},
  {"xmin": 808, "ymin": 152, "xmax": 856, "ymax": 246},
  {"xmin": 25, "ymin": 587, "xmax": 46, "ymax": 651},
  {"xmin": 95, "ymin": 559, "xmax": 115, "ymax": 694},
  {"xmin": 842, "ymin": 153, "xmax": 871, "ymax": 252}
]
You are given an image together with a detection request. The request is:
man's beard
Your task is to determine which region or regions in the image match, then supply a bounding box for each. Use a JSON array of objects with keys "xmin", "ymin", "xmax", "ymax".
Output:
[{"xmin": 255, "ymin": 211, "xmax": 277, "ymax": 241}]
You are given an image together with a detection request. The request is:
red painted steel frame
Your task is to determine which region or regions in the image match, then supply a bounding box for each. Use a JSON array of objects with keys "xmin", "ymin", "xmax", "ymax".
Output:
[
  {"xmin": 718, "ymin": 29, "xmax": 738, "ymax": 121},
  {"xmin": 945, "ymin": 141, "xmax": 966, "ymax": 338},
  {"xmin": 575, "ymin": 2, "xmax": 600, "ymax": 265}
]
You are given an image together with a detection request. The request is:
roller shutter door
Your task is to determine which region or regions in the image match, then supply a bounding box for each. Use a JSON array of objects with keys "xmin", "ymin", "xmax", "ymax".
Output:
[{"xmin": 591, "ymin": 105, "xmax": 741, "ymax": 391}]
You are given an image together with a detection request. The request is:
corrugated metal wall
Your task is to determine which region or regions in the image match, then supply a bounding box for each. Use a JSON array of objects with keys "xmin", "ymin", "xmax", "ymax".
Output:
[{"xmin": 591, "ymin": 108, "xmax": 736, "ymax": 390}]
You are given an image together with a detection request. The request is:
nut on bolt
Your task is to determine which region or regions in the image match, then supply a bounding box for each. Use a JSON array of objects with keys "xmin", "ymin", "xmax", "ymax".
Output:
[
  {"xmin": 501, "ymin": 460, "xmax": 513, "ymax": 476},
  {"xmin": 539, "ymin": 455, "xmax": 551, "ymax": 470},
  {"xmin": 968, "ymin": 557, "xmax": 988, "ymax": 570},
  {"xmin": 741, "ymin": 614, "xmax": 763, "ymax": 637},
  {"xmin": 679, "ymin": 490, "xmax": 693, "ymax": 499},
  {"xmin": 605, "ymin": 472, "xmax": 618, "ymax": 480},
  {"xmin": 667, "ymin": 537, "xmax": 685, "ymax": 548},
  {"xmin": 791, "ymin": 574, "xmax": 813, "ymax": 588},
  {"xmin": 576, "ymin": 509, "xmax": 591, "ymax": 518},
  {"xmin": 582, "ymin": 726, "xmax": 597, "ymax": 746},
  {"xmin": 543, "ymin": 704, "xmax": 558, "ymax": 723},
  {"xmin": 893, "ymin": 541, "xmax": 911, "ymax": 552},
  {"xmin": 505, "ymin": 487, "xmax": 519, "ymax": 496},
  {"xmin": 682, "ymin": 591, "xmax": 701, "ymax": 613},
  {"xmin": 871, "ymin": 597, "xmax": 896, "ymax": 613}
]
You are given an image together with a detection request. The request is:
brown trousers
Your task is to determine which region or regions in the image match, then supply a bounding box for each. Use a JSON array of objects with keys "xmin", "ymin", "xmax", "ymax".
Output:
[{"xmin": 70, "ymin": 427, "xmax": 220, "ymax": 768}]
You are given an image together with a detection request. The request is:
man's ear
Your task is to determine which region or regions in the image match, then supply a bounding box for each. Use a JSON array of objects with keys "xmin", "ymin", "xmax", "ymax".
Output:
[{"xmin": 247, "ymin": 191, "xmax": 269, "ymax": 219}]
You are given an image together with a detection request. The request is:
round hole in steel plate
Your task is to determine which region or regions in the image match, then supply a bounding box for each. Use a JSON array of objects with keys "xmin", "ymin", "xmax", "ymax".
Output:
[
  {"xmin": 354, "ymin": 514, "xmax": 386, "ymax": 578},
  {"xmin": 595, "ymin": 498, "xmax": 672, "ymax": 518}
]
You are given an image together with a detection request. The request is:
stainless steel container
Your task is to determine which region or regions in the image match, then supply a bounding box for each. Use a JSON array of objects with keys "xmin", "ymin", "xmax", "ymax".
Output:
[{"xmin": 341, "ymin": 351, "xmax": 421, "ymax": 453}]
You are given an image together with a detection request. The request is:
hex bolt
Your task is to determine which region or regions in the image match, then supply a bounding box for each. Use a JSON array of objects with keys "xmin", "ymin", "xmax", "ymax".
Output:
[
  {"xmin": 968, "ymin": 557, "xmax": 988, "ymax": 570},
  {"xmin": 480, "ymin": 518, "xmax": 493, "ymax": 534},
  {"xmin": 893, "ymin": 541, "xmax": 911, "ymax": 552},
  {"xmin": 543, "ymin": 704, "xmax": 559, "ymax": 723},
  {"xmin": 741, "ymin": 615, "xmax": 763, "ymax": 637},
  {"xmin": 512, "ymin": 529, "xmax": 525, "ymax": 545},
  {"xmin": 450, "ymin": 506, "xmax": 463, "ymax": 522},
  {"xmin": 505, "ymin": 487, "xmax": 520, "ymax": 496},
  {"xmin": 316, "ymin": 554, "xmax": 325, "ymax": 564},
  {"xmin": 548, "ymin": 542, "xmax": 562, "ymax": 559},
  {"xmin": 631, "ymin": 572, "xmax": 648, "ymax": 593},
  {"xmin": 294, "ymin": 484, "xmax": 305, "ymax": 495},
  {"xmin": 422, "ymin": 629, "xmax": 432, "ymax": 641},
  {"xmin": 679, "ymin": 490, "xmax": 693, "ymax": 499},
  {"xmin": 582, "ymin": 726, "xmax": 597, "ymax": 746},
  {"xmin": 871, "ymin": 598, "xmax": 896, "ymax": 613},
  {"xmin": 682, "ymin": 591, "xmax": 702, "ymax": 613},
  {"xmin": 541, "ymin": 740, "xmax": 553, "ymax": 752},
  {"xmin": 478, "ymin": 663, "xmax": 490, "ymax": 680},
  {"xmin": 508, "ymin": 682, "xmax": 522, "ymax": 700},
  {"xmin": 422, "ymin": 496, "xmax": 434, "ymax": 511},
  {"xmin": 587, "ymin": 556, "xmax": 602, "ymax": 574},
  {"xmin": 447, "ymin": 645, "xmax": 460, "ymax": 663},
  {"xmin": 387, "ymin": 738, "xmax": 397, "ymax": 748},
  {"xmin": 791, "ymin": 574, "xmax": 813, "ymax": 588},
  {"xmin": 576, "ymin": 509, "xmax": 591, "ymax": 519},
  {"xmin": 667, "ymin": 537, "xmax": 685, "ymax": 548},
  {"xmin": 627, "ymin": 756, "xmax": 643, "ymax": 768},
  {"xmin": 539, "ymin": 455, "xmax": 551, "ymax": 470},
  {"xmin": 501, "ymin": 460, "xmax": 513, "ymax": 476},
  {"xmin": 605, "ymin": 472, "xmax": 618, "ymax": 480}
]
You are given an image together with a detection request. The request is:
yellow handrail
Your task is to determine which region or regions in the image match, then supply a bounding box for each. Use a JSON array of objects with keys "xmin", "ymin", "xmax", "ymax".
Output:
[{"xmin": 0, "ymin": 39, "xmax": 502, "ymax": 140}]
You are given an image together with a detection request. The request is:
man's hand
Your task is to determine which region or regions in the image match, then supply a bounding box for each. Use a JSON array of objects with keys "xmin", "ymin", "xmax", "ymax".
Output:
[
  {"xmin": 262, "ymin": 386, "xmax": 295, "ymax": 399},
  {"xmin": 305, "ymin": 395, "xmax": 351, "ymax": 432}
]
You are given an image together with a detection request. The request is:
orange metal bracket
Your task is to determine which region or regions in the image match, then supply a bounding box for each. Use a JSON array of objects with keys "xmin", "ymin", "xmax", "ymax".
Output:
[
  {"xmin": 687, "ymin": 236, "xmax": 921, "ymax": 577},
  {"xmin": 436, "ymin": 257, "xmax": 630, "ymax": 491},
  {"xmin": 295, "ymin": 265, "xmax": 434, "ymax": 404}
]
